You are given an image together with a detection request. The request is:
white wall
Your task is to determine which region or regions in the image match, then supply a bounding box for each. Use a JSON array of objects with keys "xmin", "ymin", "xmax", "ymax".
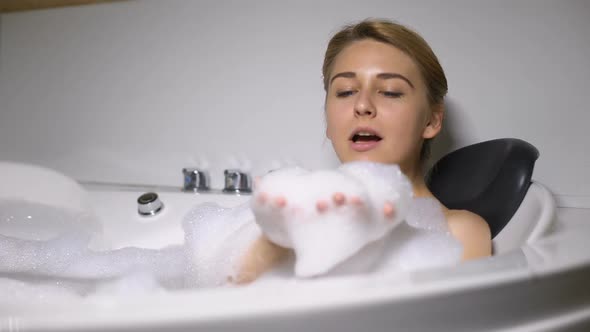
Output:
[{"xmin": 1, "ymin": 0, "xmax": 589, "ymax": 207}]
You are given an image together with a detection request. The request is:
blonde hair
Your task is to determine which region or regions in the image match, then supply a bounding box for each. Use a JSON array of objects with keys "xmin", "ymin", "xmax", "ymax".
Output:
[{"xmin": 322, "ymin": 19, "xmax": 448, "ymax": 162}]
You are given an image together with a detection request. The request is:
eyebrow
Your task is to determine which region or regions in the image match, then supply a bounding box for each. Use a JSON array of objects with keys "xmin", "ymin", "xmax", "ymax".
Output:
[{"xmin": 330, "ymin": 71, "xmax": 415, "ymax": 89}]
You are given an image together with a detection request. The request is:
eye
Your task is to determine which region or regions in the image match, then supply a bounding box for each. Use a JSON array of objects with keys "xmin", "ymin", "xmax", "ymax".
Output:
[
  {"xmin": 381, "ymin": 91, "xmax": 403, "ymax": 98},
  {"xmin": 336, "ymin": 90, "xmax": 355, "ymax": 98}
]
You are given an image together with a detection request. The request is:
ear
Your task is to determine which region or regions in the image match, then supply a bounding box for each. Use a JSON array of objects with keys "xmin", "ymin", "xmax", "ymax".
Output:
[{"xmin": 422, "ymin": 103, "xmax": 444, "ymax": 139}]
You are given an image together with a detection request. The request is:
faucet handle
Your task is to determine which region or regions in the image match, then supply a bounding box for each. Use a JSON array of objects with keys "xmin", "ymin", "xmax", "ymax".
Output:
[
  {"xmin": 182, "ymin": 168, "xmax": 210, "ymax": 192},
  {"xmin": 223, "ymin": 169, "xmax": 252, "ymax": 194}
]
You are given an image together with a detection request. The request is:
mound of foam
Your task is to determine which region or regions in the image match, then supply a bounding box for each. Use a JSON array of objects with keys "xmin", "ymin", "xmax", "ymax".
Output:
[
  {"xmin": 0, "ymin": 277, "xmax": 83, "ymax": 305},
  {"xmin": 375, "ymin": 198, "xmax": 463, "ymax": 272},
  {"xmin": 0, "ymin": 231, "xmax": 186, "ymax": 284},
  {"xmin": 256, "ymin": 197, "xmax": 463, "ymax": 279},
  {"xmin": 252, "ymin": 161, "xmax": 413, "ymax": 277},
  {"xmin": 182, "ymin": 203, "xmax": 260, "ymax": 287}
]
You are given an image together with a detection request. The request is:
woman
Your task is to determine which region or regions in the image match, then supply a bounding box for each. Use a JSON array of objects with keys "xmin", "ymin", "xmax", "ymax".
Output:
[{"xmin": 234, "ymin": 19, "xmax": 491, "ymax": 284}]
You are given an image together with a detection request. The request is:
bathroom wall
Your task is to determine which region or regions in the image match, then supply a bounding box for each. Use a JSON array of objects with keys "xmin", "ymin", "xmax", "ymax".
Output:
[{"xmin": 0, "ymin": 0, "xmax": 589, "ymax": 207}]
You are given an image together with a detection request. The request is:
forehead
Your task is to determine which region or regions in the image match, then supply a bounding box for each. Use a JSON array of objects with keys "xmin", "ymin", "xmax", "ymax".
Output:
[{"xmin": 331, "ymin": 39, "xmax": 420, "ymax": 82}]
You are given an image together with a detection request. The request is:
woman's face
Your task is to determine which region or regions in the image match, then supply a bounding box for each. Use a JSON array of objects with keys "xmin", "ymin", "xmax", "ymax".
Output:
[{"xmin": 325, "ymin": 39, "xmax": 441, "ymax": 174}]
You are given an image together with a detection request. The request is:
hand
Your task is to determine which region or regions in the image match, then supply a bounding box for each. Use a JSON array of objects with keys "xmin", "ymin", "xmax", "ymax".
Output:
[{"xmin": 256, "ymin": 191, "xmax": 396, "ymax": 219}]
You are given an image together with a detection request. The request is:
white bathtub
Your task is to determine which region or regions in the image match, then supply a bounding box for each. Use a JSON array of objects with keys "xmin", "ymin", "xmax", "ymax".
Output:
[{"xmin": 2, "ymin": 163, "xmax": 590, "ymax": 331}]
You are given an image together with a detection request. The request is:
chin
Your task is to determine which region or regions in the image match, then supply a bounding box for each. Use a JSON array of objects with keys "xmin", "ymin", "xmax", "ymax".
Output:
[{"xmin": 342, "ymin": 152, "xmax": 398, "ymax": 165}]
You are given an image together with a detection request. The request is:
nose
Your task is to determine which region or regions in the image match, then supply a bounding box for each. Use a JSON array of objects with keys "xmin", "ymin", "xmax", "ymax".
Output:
[{"xmin": 354, "ymin": 92, "xmax": 376, "ymax": 118}]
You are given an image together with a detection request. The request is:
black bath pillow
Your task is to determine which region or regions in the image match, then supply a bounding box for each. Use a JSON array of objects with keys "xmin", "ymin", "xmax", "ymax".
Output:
[{"xmin": 426, "ymin": 138, "xmax": 539, "ymax": 238}]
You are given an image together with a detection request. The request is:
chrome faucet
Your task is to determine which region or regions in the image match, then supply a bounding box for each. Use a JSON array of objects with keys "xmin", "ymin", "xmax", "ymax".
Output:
[
  {"xmin": 223, "ymin": 169, "xmax": 252, "ymax": 194},
  {"xmin": 182, "ymin": 168, "xmax": 210, "ymax": 192}
]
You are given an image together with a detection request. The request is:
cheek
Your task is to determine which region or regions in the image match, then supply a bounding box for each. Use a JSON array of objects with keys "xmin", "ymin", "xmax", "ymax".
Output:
[
  {"xmin": 325, "ymin": 106, "xmax": 345, "ymax": 139},
  {"xmin": 380, "ymin": 106, "xmax": 425, "ymax": 144}
]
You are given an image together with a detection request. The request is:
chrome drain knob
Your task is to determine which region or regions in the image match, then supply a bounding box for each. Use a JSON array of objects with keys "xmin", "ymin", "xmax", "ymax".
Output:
[{"xmin": 137, "ymin": 192, "xmax": 164, "ymax": 216}]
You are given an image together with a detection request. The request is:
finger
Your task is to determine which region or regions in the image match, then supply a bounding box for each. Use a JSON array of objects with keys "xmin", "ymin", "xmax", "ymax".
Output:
[
  {"xmin": 316, "ymin": 200, "xmax": 328, "ymax": 213},
  {"xmin": 383, "ymin": 202, "xmax": 396, "ymax": 219},
  {"xmin": 350, "ymin": 196, "xmax": 364, "ymax": 207},
  {"xmin": 274, "ymin": 196, "xmax": 287, "ymax": 208},
  {"xmin": 332, "ymin": 192, "xmax": 346, "ymax": 205},
  {"xmin": 257, "ymin": 192, "xmax": 267, "ymax": 204}
]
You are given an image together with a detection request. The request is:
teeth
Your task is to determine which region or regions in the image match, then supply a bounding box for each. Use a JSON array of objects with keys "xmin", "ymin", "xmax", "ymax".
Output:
[{"xmin": 357, "ymin": 132, "xmax": 375, "ymax": 136}]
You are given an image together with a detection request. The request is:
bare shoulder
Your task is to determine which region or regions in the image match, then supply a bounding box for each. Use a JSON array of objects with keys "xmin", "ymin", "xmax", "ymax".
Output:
[{"xmin": 445, "ymin": 209, "xmax": 492, "ymax": 260}]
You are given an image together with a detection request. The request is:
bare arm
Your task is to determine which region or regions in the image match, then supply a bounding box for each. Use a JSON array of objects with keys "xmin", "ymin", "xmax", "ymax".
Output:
[{"xmin": 233, "ymin": 236, "xmax": 289, "ymax": 284}]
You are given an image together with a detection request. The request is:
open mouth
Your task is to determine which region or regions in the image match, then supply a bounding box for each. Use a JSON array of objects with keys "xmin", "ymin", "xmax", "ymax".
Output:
[{"xmin": 350, "ymin": 130, "xmax": 383, "ymax": 143}]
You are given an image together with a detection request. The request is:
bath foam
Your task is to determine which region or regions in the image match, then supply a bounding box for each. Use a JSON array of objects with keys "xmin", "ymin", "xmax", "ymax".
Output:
[
  {"xmin": 182, "ymin": 202, "xmax": 261, "ymax": 287},
  {"xmin": 0, "ymin": 232, "xmax": 186, "ymax": 285},
  {"xmin": 0, "ymin": 234, "xmax": 187, "ymax": 305},
  {"xmin": 0, "ymin": 200, "xmax": 256, "ymax": 296},
  {"xmin": 0, "ymin": 277, "xmax": 83, "ymax": 305},
  {"xmin": 252, "ymin": 161, "xmax": 413, "ymax": 277},
  {"xmin": 375, "ymin": 198, "xmax": 463, "ymax": 272},
  {"xmin": 256, "ymin": 197, "xmax": 462, "ymax": 279},
  {"xmin": 0, "ymin": 200, "xmax": 186, "ymax": 295},
  {"xmin": 0, "ymin": 274, "xmax": 170, "ymax": 307}
]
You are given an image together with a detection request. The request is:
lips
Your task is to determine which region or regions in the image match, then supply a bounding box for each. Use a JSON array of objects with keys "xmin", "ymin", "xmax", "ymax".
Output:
[{"xmin": 349, "ymin": 127, "xmax": 382, "ymax": 152}]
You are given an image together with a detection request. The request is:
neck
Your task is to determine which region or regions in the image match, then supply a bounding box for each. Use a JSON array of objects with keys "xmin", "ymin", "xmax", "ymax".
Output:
[{"xmin": 404, "ymin": 165, "xmax": 434, "ymax": 199}]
